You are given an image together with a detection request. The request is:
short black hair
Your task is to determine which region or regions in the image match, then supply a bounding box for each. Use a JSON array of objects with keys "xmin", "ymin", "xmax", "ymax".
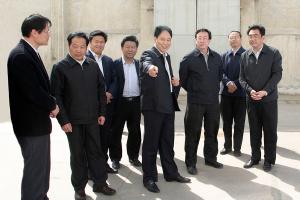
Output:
[
  {"xmin": 228, "ymin": 31, "xmax": 242, "ymax": 38},
  {"xmin": 89, "ymin": 30, "xmax": 108, "ymax": 42},
  {"xmin": 67, "ymin": 32, "xmax": 89, "ymax": 46},
  {"xmin": 195, "ymin": 28, "xmax": 212, "ymax": 39},
  {"xmin": 247, "ymin": 25, "xmax": 266, "ymax": 36},
  {"xmin": 154, "ymin": 25, "xmax": 172, "ymax": 38},
  {"xmin": 121, "ymin": 35, "xmax": 139, "ymax": 48},
  {"xmin": 21, "ymin": 14, "xmax": 52, "ymax": 37}
]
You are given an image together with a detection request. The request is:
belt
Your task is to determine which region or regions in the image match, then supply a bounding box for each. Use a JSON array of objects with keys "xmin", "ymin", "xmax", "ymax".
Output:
[{"xmin": 122, "ymin": 96, "xmax": 140, "ymax": 101}]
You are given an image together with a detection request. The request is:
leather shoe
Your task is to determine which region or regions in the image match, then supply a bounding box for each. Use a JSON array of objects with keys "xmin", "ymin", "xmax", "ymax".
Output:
[
  {"xmin": 144, "ymin": 180, "xmax": 160, "ymax": 193},
  {"xmin": 75, "ymin": 189, "xmax": 86, "ymax": 200},
  {"xmin": 233, "ymin": 150, "xmax": 242, "ymax": 157},
  {"xmin": 205, "ymin": 160, "xmax": 223, "ymax": 168},
  {"xmin": 129, "ymin": 158, "xmax": 142, "ymax": 167},
  {"xmin": 263, "ymin": 162, "xmax": 272, "ymax": 172},
  {"xmin": 220, "ymin": 148, "xmax": 232, "ymax": 155},
  {"xmin": 111, "ymin": 160, "xmax": 120, "ymax": 170},
  {"xmin": 106, "ymin": 164, "xmax": 118, "ymax": 174},
  {"xmin": 93, "ymin": 184, "xmax": 116, "ymax": 195},
  {"xmin": 243, "ymin": 160, "xmax": 259, "ymax": 168},
  {"xmin": 187, "ymin": 166, "xmax": 198, "ymax": 175},
  {"xmin": 166, "ymin": 175, "xmax": 191, "ymax": 183}
]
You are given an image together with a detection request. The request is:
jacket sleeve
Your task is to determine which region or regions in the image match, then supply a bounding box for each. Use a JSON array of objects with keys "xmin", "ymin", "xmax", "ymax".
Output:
[
  {"xmin": 263, "ymin": 49, "xmax": 283, "ymax": 94},
  {"xmin": 97, "ymin": 67, "xmax": 107, "ymax": 117},
  {"xmin": 106, "ymin": 58, "xmax": 118, "ymax": 98},
  {"xmin": 179, "ymin": 55, "xmax": 189, "ymax": 91},
  {"xmin": 140, "ymin": 50, "xmax": 154, "ymax": 74},
  {"xmin": 50, "ymin": 64, "xmax": 69, "ymax": 126},
  {"xmin": 239, "ymin": 53, "xmax": 253, "ymax": 94},
  {"xmin": 9, "ymin": 54, "xmax": 56, "ymax": 112},
  {"xmin": 221, "ymin": 53, "xmax": 231, "ymax": 85}
]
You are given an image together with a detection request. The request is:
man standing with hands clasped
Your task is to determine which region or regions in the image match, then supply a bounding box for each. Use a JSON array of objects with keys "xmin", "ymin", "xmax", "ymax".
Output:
[{"xmin": 240, "ymin": 25, "xmax": 282, "ymax": 172}]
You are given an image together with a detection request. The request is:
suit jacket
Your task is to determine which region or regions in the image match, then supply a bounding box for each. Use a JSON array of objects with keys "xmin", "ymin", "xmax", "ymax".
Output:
[
  {"xmin": 113, "ymin": 57, "xmax": 140, "ymax": 100},
  {"xmin": 140, "ymin": 47, "xmax": 180, "ymax": 114},
  {"xmin": 7, "ymin": 39, "xmax": 56, "ymax": 137},
  {"xmin": 86, "ymin": 50, "xmax": 117, "ymax": 98}
]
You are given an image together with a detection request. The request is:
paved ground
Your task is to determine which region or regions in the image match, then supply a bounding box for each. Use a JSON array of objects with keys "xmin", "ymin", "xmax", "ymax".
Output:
[{"xmin": 0, "ymin": 95, "xmax": 299, "ymax": 200}]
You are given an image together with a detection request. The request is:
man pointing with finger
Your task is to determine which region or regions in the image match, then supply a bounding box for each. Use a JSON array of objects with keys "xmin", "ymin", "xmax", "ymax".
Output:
[{"xmin": 140, "ymin": 25, "xmax": 190, "ymax": 193}]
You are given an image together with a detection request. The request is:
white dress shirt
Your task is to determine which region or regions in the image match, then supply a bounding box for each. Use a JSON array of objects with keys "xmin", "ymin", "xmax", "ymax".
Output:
[{"xmin": 122, "ymin": 56, "xmax": 140, "ymax": 97}]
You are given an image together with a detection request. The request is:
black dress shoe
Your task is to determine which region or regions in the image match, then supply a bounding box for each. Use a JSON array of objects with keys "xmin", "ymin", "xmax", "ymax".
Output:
[
  {"xmin": 75, "ymin": 189, "xmax": 86, "ymax": 200},
  {"xmin": 263, "ymin": 162, "xmax": 272, "ymax": 172},
  {"xmin": 220, "ymin": 148, "xmax": 232, "ymax": 155},
  {"xmin": 106, "ymin": 164, "xmax": 118, "ymax": 174},
  {"xmin": 144, "ymin": 180, "xmax": 160, "ymax": 193},
  {"xmin": 205, "ymin": 160, "xmax": 223, "ymax": 168},
  {"xmin": 111, "ymin": 160, "xmax": 120, "ymax": 170},
  {"xmin": 93, "ymin": 184, "xmax": 116, "ymax": 195},
  {"xmin": 187, "ymin": 166, "xmax": 198, "ymax": 175},
  {"xmin": 233, "ymin": 150, "xmax": 242, "ymax": 157},
  {"xmin": 166, "ymin": 175, "xmax": 191, "ymax": 183},
  {"xmin": 129, "ymin": 158, "xmax": 142, "ymax": 167},
  {"xmin": 243, "ymin": 160, "xmax": 259, "ymax": 168}
]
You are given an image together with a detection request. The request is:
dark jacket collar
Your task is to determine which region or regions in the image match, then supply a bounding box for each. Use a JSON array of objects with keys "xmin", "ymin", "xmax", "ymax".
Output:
[
  {"xmin": 193, "ymin": 47, "xmax": 215, "ymax": 57},
  {"xmin": 66, "ymin": 54, "xmax": 90, "ymax": 67},
  {"xmin": 228, "ymin": 46, "xmax": 245, "ymax": 56},
  {"xmin": 247, "ymin": 44, "xmax": 269, "ymax": 56}
]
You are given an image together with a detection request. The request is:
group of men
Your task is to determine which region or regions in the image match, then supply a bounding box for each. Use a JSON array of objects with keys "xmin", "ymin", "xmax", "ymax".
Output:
[{"xmin": 7, "ymin": 14, "xmax": 282, "ymax": 200}]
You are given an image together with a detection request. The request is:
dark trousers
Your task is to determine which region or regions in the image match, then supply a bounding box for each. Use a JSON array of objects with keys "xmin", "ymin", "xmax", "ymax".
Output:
[
  {"xmin": 66, "ymin": 123, "xmax": 108, "ymax": 192},
  {"xmin": 100, "ymin": 101, "xmax": 115, "ymax": 162},
  {"xmin": 220, "ymin": 95, "xmax": 246, "ymax": 151},
  {"xmin": 184, "ymin": 103, "xmax": 220, "ymax": 167},
  {"xmin": 110, "ymin": 97, "xmax": 141, "ymax": 161},
  {"xmin": 247, "ymin": 100, "xmax": 278, "ymax": 164},
  {"xmin": 17, "ymin": 134, "xmax": 50, "ymax": 200},
  {"xmin": 142, "ymin": 111, "xmax": 179, "ymax": 183}
]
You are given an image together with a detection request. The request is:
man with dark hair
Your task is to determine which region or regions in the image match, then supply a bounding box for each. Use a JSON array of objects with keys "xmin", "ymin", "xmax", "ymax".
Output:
[
  {"xmin": 86, "ymin": 30, "xmax": 118, "ymax": 173},
  {"xmin": 7, "ymin": 14, "xmax": 59, "ymax": 200},
  {"xmin": 240, "ymin": 25, "xmax": 282, "ymax": 172},
  {"xmin": 220, "ymin": 31, "xmax": 246, "ymax": 157},
  {"xmin": 179, "ymin": 28, "xmax": 223, "ymax": 175},
  {"xmin": 51, "ymin": 31, "xmax": 116, "ymax": 199},
  {"xmin": 140, "ymin": 25, "xmax": 190, "ymax": 193},
  {"xmin": 110, "ymin": 35, "xmax": 142, "ymax": 168}
]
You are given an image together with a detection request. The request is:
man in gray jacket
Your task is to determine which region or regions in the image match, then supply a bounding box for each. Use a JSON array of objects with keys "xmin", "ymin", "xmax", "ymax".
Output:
[
  {"xmin": 240, "ymin": 25, "xmax": 282, "ymax": 172},
  {"xmin": 51, "ymin": 32, "xmax": 116, "ymax": 199}
]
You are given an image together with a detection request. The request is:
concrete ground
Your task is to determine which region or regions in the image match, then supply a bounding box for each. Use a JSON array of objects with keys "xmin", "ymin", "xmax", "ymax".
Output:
[{"xmin": 0, "ymin": 96, "xmax": 299, "ymax": 200}]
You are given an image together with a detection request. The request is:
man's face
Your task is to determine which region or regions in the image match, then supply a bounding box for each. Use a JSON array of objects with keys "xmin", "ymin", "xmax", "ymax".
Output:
[
  {"xmin": 32, "ymin": 23, "xmax": 51, "ymax": 46},
  {"xmin": 154, "ymin": 30, "xmax": 172, "ymax": 53},
  {"xmin": 89, "ymin": 35, "xmax": 106, "ymax": 55},
  {"xmin": 248, "ymin": 29, "xmax": 264, "ymax": 50},
  {"xmin": 69, "ymin": 36, "xmax": 87, "ymax": 61},
  {"xmin": 122, "ymin": 41, "xmax": 137, "ymax": 60},
  {"xmin": 228, "ymin": 32, "xmax": 241, "ymax": 49},
  {"xmin": 195, "ymin": 31, "xmax": 210, "ymax": 51}
]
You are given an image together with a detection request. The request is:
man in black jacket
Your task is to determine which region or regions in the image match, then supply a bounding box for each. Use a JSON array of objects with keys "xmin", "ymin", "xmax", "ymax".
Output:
[
  {"xmin": 110, "ymin": 35, "xmax": 142, "ymax": 168},
  {"xmin": 220, "ymin": 31, "xmax": 246, "ymax": 157},
  {"xmin": 51, "ymin": 32, "xmax": 116, "ymax": 199},
  {"xmin": 240, "ymin": 25, "xmax": 282, "ymax": 172},
  {"xmin": 86, "ymin": 30, "xmax": 118, "ymax": 173},
  {"xmin": 140, "ymin": 26, "xmax": 190, "ymax": 193},
  {"xmin": 7, "ymin": 14, "xmax": 59, "ymax": 200},
  {"xmin": 179, "ymin": 28, "xmax": 223, "ymax": 175}
]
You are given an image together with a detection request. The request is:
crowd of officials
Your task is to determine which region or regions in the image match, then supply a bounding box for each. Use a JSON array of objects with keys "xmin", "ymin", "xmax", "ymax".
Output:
[{"xmin": 7, "ymin": 14, "xmax": 282, "ymax": 200}]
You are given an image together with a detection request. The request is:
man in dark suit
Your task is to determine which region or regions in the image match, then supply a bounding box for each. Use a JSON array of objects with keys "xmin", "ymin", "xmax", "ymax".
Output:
[
  {"xmin": 140, "ymin": 26, "xmax": 191, "ymax": 193},
  {"xmin": 86, "ymin": 30, "xmax": 117, "ymax": 173},
  {"xmin": 179, "ymin": 28, "xmax": 223, "ymax": 175},
  {"xmin": 7, "ymin": 14, "xmax": 59, "ymax": 200},
  {"xmin": 110, "ymin": 35, "xmax": 142, "ymax": 169},
  {"xmin": 240, "ymin": 25, "xmax": 282, "ymax": 172},
  {"xmin": 51, "ymin": 32, "xmax": 116, "ymax": 199},
  {"xmin": 220, "ymin": 31, "xmax": 246, "ymax": 157}
]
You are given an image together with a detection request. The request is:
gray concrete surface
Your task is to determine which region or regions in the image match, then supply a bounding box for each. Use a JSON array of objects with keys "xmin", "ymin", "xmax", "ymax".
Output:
[{"xmin": 0, "ymin": 96, "xmax": 299, "ymax": 199}]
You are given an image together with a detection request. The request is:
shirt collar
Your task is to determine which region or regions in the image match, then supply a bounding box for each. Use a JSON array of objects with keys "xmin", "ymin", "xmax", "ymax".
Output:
[
  {"xmin": 22, "ymin": 38, "xmax": 38, "ymax": 53},
  {"xmin": 68, "ymin": 53, "xmax": 87, "ymax": 66},
  {"xmin": 122, "ymin": 56, "xmax": 134, "ymax": 65},
  {"xmin": 89, "ymin": 48, "xmax": 103, "ymax": 60},
  {"xmin": 154, "ymin": 44, "xmax": 168, "ymax": 57}
]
